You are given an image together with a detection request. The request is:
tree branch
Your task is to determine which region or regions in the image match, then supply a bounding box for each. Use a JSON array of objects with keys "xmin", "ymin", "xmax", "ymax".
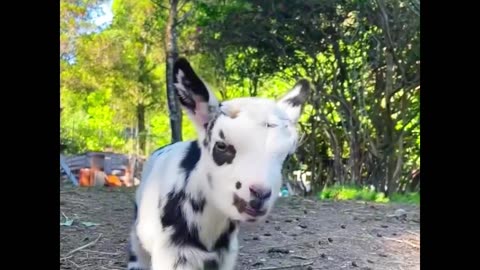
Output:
[
  {"xmin": 176, "ymin": 8, "xmax": 193, "ymax": 26},
  {"xmin": 153, "ymin": 1, "xmax": 169, "ymax": 10},
  {"xmin": 177, "ymin": 0, "xmax": 189, "ymax": 13}
]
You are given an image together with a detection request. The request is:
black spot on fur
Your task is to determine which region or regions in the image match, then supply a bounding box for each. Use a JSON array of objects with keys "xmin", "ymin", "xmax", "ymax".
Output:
[
  {"xmin": 285, "ymin": 79, "xmax": 310, "ymax": 107},
  {"xmin": 204, "ymin": 259, "xmax": 219, "ymax": 270},
  {"xmin": 180, "ymin": 141, "xmax": 201, "ymax": 183},
  {"xmin": 204, "ymin": 112, "xmax": 221, "ymax": 147},
  {"xmin": 127, "ymin": 237, "xmax": 139, "ymax": 269},
  {"xmin": 213, "ymin": 221, "xmax": 236, "ymax": 251},
  {"xmin": 173, "ymin": 255, "xmax": 187, "ymax": 269},
  {"xmin": 235, "ymin": 181, "xmax": 242, "ymax": 190},
  {"xmin": 219, "ymin": 130, "xmax": 225, "ymax": 140},
  {"xmin": 233, "ymin": 194, "xmax": 247, "ymax": 213},
  {"xmin": 190, "ymin": 196, "xmax": 206, "ymax": 213},
  {"xmin": 173, "ymin": 58, "xmax": 210, "ymax": 112},
  {"xmin": 212, "ymin": 142, "xmax": 236, "ymax": 166},
  {"xmin": 161, "ymin": 190, "xmax": 208, "ymax": 252}
]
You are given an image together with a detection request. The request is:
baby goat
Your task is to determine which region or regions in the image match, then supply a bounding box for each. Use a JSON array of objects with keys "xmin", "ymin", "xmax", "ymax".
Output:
[{"xmin": 128, "ymin": 58, "xmax": 310, "ymax": 270}]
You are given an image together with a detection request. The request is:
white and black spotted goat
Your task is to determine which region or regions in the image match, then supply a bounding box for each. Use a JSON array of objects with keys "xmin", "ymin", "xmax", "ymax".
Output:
[{"xmin": 128, "ymin": 58, "xmax": 310, "ymax": 270}]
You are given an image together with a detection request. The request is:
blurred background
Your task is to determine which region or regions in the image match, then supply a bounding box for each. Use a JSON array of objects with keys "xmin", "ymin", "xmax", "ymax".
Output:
[{"xmin": 60, "ymin": 0, "xmax": 420, "ymax": 201}]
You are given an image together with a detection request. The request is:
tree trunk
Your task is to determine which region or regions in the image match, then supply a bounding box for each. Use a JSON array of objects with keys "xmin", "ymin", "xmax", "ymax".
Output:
[
  {"xmin": 324, "ymin": 129, "xmax": 344, "ymax": 185},
  {"xmin": 310, "ymin": 114, "xmax": 317, "ymax": 192},
  {"xmin": 409, "ymin": 169, "xmax": 420, "ymax": 192},
  {"xmin": 349, "ymin": 134, "xmax": 362, "ymax": 186},
  {"xmin": 137, "ymin": 104, "xmax": 146, "ymax": 155},
  {"xmin": 165, "ymin": 0, "xmax": 182, "ymax": 143}
]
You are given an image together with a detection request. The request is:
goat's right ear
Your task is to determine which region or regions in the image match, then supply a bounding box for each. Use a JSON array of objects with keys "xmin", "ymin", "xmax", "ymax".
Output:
[
  {"xmin": 277, "ymin": 79, "xmax": 310, "ymax": 124},
  {"xmin": 173, "ymin": 58, "xmax": 220, "ymax": 131}
]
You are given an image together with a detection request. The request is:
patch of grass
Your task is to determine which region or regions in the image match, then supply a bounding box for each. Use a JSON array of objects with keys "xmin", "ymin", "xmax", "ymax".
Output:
[
  {"xmin": 390, "ymin": 192, "xmax": 420, "ymax": 204},
  {"xmin": 318, "ymin": 185, "xmax": 419, "ymax": 205}
]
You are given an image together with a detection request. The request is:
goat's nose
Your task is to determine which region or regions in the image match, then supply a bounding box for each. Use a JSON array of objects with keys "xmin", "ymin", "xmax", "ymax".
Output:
[
  {"xmin": 249, "ymin": 198, "xmax": 263, "ymax": 210},
  {"xmin": 249, "ymin": 186, "xmax": 272, "ymax": 210},
  {"xmin": 249, "ymin": 185, "xmax": 272, "ymax": 201}
]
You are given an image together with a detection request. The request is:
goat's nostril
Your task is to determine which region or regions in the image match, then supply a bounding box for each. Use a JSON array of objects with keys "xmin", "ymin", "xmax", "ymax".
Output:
[
  {"xmin": 249, "ymin": 186, "xmax": 272, "ymax": 200},
  {"xmin": 263, "ymin": 190, "xmax": 272, "ymax": 200},
  {"xmin": 249, "ymin": 199, "xmax": 263, "ymax": 210}
]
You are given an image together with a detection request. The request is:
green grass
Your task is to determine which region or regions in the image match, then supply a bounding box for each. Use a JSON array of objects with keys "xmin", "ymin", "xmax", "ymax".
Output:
[
  {"xmin": 389, "ymin": 192, "xmax": 420, "ymax": 204},
  {"xmin": 318, "ymin": 185, "xmax": 419, "ymax": 205}
]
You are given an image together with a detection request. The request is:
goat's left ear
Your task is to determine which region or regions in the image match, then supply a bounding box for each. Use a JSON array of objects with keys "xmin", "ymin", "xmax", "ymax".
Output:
[
  {"xmin": 277, "ymin": 79, "xmax": 310, "ymax": 123},
  {"xmin": 173, "ymin": 57, "xmax": 220, "ymax": 131}
]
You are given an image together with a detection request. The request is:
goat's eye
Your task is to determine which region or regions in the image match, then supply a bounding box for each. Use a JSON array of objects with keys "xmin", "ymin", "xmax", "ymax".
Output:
[
  {"xmin": 265, "ymin": 122, "xmax": 278, "ymax": 128},
  {"xmin": 215, "ymin": 142, "xmax": 227, "ymax": 151}
]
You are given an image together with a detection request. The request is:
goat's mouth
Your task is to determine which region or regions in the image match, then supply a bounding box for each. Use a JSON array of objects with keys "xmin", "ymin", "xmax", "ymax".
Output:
[
  {"xmin": 245, "ymin": 206, "xmax": 267, "ymax": 217},
  {"xmin": 233, "ymin": 193, "xmax": 267, "ymax": 218}
]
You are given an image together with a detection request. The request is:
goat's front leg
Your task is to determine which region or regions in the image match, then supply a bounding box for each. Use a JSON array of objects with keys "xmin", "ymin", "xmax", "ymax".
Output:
[
  {"xmin": 128, "ymin": 228, "xmax": 151, "ymax": 270},
  {"xmin": 150, "ymin": 243, "xmax": 197, "ymax": 270},
  {"xmin": 150, "ymin": 241, "xmax": 174, "ymax": 270},
  {"xmin": 219, "ymin": 236, "xmax": 239, "ymax": 270},
  {"xmin": 219, "ymin": 250, "xmax": 238, "ymax": 270}
]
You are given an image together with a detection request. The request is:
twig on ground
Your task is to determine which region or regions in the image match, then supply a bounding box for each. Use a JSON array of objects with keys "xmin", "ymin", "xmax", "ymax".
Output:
[
  {"xmin": 249, "ymin": 240, "xmax": 317, "ymax": 252},
  {"xmin": 341, "ymin": 207, "xmax": 366, "ymax": 212},
  {"xmin": 100, "ymin": 266, "xmax": 123, "ymax": 270},
  {"xmin": 68, "ymin": 259, "xmax": 80, "ymax": 268},
  {"xmin": 290, "ymin": 255, "xmax": 309, "ymax": 260},
  {"xmin": 60, "ymin": 255, "xmax": 73, "ymax": 261},
  {"xmin": 383, "ymin": 236, "xmax": 419, "ymax": 249},
  {"xmin": 65, "ymin": 233, "xmax": 103, "ymax": 256},
  {"xmin": 81, "ymin": 249, "xmax": 121, "ymax": 256},
  {"xmin": 405, "ymin": 230, "xmax": 419, "ymax": 237},
  {"xmin": 255, "ymin": 261, "xmax": 314, "ymax": 270}
]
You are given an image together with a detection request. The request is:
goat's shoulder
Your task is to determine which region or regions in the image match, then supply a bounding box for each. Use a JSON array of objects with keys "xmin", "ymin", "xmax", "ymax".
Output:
[{"xmin": 140, "ymin": 140, "xmax": 201, "ymax": 190}]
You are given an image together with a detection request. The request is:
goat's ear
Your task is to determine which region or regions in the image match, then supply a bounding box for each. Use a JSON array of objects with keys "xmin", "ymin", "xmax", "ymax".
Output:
[
  {"xmin": 173, "ymin": 57, "xmax": 220, "ymax": 132},
  {"xmin": 277, "ymin": 79, "xmax": 310, "ymax": 123}
]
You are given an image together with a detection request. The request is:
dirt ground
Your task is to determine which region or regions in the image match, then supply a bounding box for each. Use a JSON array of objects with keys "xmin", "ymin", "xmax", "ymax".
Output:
[{"xmin": 60, "ymin": 183, "xmax": 420, "ymax": 270}]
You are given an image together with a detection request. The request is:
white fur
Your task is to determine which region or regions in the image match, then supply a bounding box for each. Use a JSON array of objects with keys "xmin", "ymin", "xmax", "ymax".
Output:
[{"xmin": 128, "ymin": 59, "xmax": 309, "ymax": 270}]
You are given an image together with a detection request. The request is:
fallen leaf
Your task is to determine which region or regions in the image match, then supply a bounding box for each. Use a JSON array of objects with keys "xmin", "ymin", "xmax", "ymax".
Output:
[
  {"xmin": 82, "ymin": 222, "xmax": 99, "ymax": 227},
  {"xmin": 60, "ymin": 218, "xmax": 74, "ymax": 226}
]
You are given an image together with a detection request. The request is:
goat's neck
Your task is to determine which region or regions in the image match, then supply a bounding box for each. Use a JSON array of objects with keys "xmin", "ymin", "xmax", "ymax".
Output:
[{"xmin": 185, "ymin": 160, "xmax": 231, "ymax": 250}]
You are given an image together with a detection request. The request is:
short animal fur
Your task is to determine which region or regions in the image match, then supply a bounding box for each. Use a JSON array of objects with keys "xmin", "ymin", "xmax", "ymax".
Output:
[{"xmin": 128, "ymin": 58, "xmax": 310, "ymax": 270}]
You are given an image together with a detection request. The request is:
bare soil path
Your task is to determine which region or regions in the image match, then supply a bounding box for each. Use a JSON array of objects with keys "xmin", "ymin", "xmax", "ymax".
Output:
[{"xmin": 60, "ymin": 184, "xmax": 419, "ymax": 270}]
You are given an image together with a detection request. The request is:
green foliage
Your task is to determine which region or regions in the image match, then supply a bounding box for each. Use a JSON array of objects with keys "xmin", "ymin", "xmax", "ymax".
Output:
[
  {"xmin": 389, "ymin": 192, "xmax": 420, "ymax": 205},
  {"xmin": 61, "ymin": 88, "xmax": 127, "ymax": 153},
  {"xmin": 319, "ymin": 185, "xmax": 418, "ymax": 205},
  {"xmin": 61, "ymin": 0, "xmax": 109, "ymax": 59},
  {"xmin": 320, "ymin": 185, "xmax": 389, "ymax": 203}
]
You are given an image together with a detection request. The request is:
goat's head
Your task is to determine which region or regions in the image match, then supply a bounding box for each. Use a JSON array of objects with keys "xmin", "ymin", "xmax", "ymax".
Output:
[{"xmin": 174, "ymin": 58, "xmax": 309, "ymax": 223}]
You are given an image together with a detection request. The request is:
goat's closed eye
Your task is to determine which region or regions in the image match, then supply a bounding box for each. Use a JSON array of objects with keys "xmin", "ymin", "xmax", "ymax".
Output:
[{"xmin": 265, "ymin": 122, "xmax": 278, "ymax": 128}]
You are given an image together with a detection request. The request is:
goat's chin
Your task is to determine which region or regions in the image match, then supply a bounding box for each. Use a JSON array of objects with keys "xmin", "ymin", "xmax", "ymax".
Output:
[
  {"xmin": 239, "ymin": 212, "xmax": 269, "ymax": 224},
  {"xmin": 222, "ymin": 209, "xmax": 267, "ymax": 224},
  {"xmin": 238, "ymin": 206, "xmax": 273, "ymax": 224}
]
